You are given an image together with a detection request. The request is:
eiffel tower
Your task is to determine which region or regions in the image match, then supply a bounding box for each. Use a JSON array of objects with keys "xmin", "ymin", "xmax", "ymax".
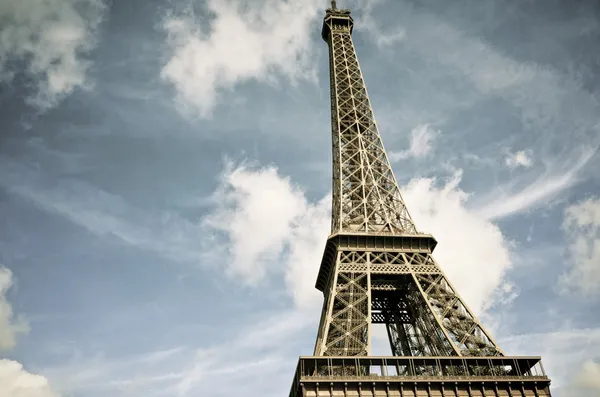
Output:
[{"xmin": 288, "ymin": 2, "xmax": 552, "ymax": 396}]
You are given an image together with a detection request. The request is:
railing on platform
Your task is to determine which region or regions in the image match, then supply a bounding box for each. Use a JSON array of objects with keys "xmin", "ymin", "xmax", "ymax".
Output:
[{"xmin": 289, "ymin": 356, "xmax": 548, "ymax": 397}]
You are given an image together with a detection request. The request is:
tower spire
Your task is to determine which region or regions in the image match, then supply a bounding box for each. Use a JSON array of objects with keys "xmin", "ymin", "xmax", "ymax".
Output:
[{"xmin": 286, "ymin": 4, "xmax": 552, "ymax": 397}]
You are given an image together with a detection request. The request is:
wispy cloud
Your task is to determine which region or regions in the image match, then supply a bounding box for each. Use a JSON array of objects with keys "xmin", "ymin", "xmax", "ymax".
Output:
[
  {"xmin": 172, "ymin": 309, "xmax": 314, "ymax": 397},
  {"xmin": 0, "ymin": 156, "xmax": 329, "ymax": 312},
  {"xmin": 505, "ymin": 150, "xmax": 533, "ymax": 169},
  {"xmin": 500, "ymin": 327, "xmax": 600, "ymax": 392},
  {"xmin": 384, "ymin": 2, "xmax": 599, "ymax": 221},
  {"xmin": 0, "ymin": 267, "xmax": 58, "ymax": 396},
  {"xmin": 42, "ymin": 309, "xmax": 314, "ymax": 397},
  {"xmin": 475, "ymin": 146, "xmax": 597, "ymax": 220},
  {"xmin": 43, "ymin": 346, "xmax": 187, "ymax": 395},
  {"xmin": 398, "ymin": 4, "xmax": 600, "ymax": 139},
  {"xmin": 0, "ymin": 156, "xmax": 207, "ymax": 266},
  {"xmin": 559, "ymin": 197, "xmax": 600, "ymax": 296},
  {"xmin": 0, "ymin": 0, "xmax": 107, "ymax": 110},
  {"xmin": 357, "ymin": 0, "xmax": 406, "ymax": 48},
  {"xmin": 389, "ymin": 123, "xmax": 439, "ymax": 161},
  {"xmin": 0, "ymin": 267, "xmax": 29, "ymax": 351}
]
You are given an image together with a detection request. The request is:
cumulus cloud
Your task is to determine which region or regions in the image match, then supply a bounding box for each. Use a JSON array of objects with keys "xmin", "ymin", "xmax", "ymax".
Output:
[
  {"xmin": 389, "ymin": 124, "xmax": 439, "ymax": 161},
  {"xmin": 0, "ymin": 267, "xmax": 29, "ymax": 351},
  {"xmin": 401, "ymin": 171, "xmax": 513, "ymax": 314},
  {"xmin": 283, "ymin": 195, "xmax": 330, "ymax": 309},
  {"xmin": 204, "ymin": 162, "xmax": 513, "ymax": 317},
  {"xmin": 0, "ymin": 360, "xmax": 60, "ymax": 397},
  {"xmin": 42, "ymin": 309, "xmax": 314, "ymax": 397},
  {"xmin": 0, "ymin": 269, "xmax": 57, "ymax": 397},
  {"xmin": 202, "ymin": 163, "xmax": 319, "ymax": 286},
  {"xmin": 0, "ymin": 0, "xmax": 106, "ymax": 110},
  {"xmin": 505, "ymin": 150, "xmax": 533, "ymax": 169},
  {"xmin": 559, "ymin": 197, "xmax": 600, "ymax": 296},
  {"xmin": 160, "ymin": 0, "xmax": 323, "ymax": 118},
  {"xmin": 574, "ymin": 360, "xmax": 600, "ymax": 393},
  {"xmin": 201, "ymin": 162, "xmax": 330, "ymax": 309}
]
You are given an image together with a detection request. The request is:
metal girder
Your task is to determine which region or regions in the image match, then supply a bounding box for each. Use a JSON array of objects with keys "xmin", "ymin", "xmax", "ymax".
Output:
[
  {"xmin": 313, "ymin": 4, "xmax": 503, "ymax": 360},
  {"xmin": 326, "ymin": 12, "xmax": 416, "ymax": 235},
  {"xmin": 313, "ymin": 245, "xmax": 502, "ymax": 357}
]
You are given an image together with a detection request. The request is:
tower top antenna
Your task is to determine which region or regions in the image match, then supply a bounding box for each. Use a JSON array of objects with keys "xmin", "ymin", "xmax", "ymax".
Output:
[{"xmin": 331, "ymin": 0, "xmax": 337, "ymax": 10}]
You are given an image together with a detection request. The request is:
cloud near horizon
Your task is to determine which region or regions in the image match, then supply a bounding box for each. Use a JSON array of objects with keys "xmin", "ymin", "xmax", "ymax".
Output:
[
  {"xmin": 0, "ymin": 267, "xmax": 59, "ymax": 397},
  {"xmin": 560, "ymin": 197, "xmax": 600, "ymax": 296},
  {"xmin": 0, "ymin": 267, "xmax": 29, "ymax": 351},
  {"xmin": 0, "ymin": 359, "xmax": 60, "ymax": 397}
]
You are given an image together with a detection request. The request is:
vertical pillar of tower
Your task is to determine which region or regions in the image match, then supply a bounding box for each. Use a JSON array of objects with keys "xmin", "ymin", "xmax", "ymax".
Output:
[{"xmin": 314, "ymin": 252, "xmax": 371, "ymax": 356}]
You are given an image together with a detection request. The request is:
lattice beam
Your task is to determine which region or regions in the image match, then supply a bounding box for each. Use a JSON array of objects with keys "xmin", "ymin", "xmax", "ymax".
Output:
[{"xmin": 326, "ymin": 10, "xmax": 416, "ymax": 235}]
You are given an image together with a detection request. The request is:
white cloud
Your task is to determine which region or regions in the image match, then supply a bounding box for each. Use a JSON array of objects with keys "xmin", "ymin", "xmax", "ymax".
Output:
[
  {"xmin": 0, "ymin": 157, "xmax": 330, "ymax": 295},
  {"xmin": 395, "ymin": 2, "xmax": 600, "ymax": 138},
  {"xmin": 198, "ymin": 162, "xmax": 517, "ymax": 364},
  {"xmin": 0, "ymin": 267, "xmax": 29, "ymax": 351},
  {"xmin": 0, "ymin": 269, "xmax": 57, "ymax": 397},
  {"xmin": 574, "ymin": 360, "xmax": 600, "ymax": 393},
  {"xmin": 505, "ymin": 150, "xmax": 533, "ymax": 169},
  {"xmin": 401, "ymin": 170, "xmax": 513, "ymax": 314},
  {"xmin": 204, "ymin": 162, "xmax": 514, "ymax": 316},
  {"xmin": 0, "ymin": 0, "xmax": 106, "ymax": 109},
  {"xmin": 476, "ymin": 146, "xmax": 596, "ymax": 220},
  {"xmin": 357, "ymin": 0, "xmax": 406, "ymax": 48},
  {"xmin": 283, "ymin": 195, "xmax": 330, "ymax": 309},
  {"xmin": 173, "ymin": 309, "xmax": 314, "ymax": 397},
  {"xmin": 501, "ymin": 327, "xmax": 600, "ymax": 393},
  {"xmin": 41, "ymin": 310, "xmax": 314, "ymax": 397},
  {"xmin": 202, "ymin": 163, "xmax": 313, "ymax": 285},
  {"xmin": 0, "ymin": 157, "xmax": 207, "ymax": 267},
  {"xmin": 559, "ymin": 197, "xmax": 600, "ymax": 296},
  {"xmin": 160, "ymin": 0, "xmax": 322, "ymax": 118},
  {"xmin": 389, "ymin": 124, "xmax": 439, "ymax": 161},
  {"xmin": 42, "ymin": 347, "xmax": 187, "ymax": 395},
  {"xmin": 0, "ymin": 360, "xmax": 60, "ymax": 397},
  {"xmin": 391, "ymin": 2, "xmax": 599, "ymax": 220},
  {"xmin": 202, "ymin": 162, "xmax": 329, "ymax": 309}
]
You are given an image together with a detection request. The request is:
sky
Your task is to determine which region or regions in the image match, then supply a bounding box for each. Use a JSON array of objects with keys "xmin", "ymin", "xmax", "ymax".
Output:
[{"xmin": 0, "ymin": 0, "xmax": 599, "ymax": 396}]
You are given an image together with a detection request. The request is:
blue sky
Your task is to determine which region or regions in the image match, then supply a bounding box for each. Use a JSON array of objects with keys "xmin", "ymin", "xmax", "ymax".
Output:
[{"xmin": 0, "ymin": 0, "xmax": 599, "ymax": 396}]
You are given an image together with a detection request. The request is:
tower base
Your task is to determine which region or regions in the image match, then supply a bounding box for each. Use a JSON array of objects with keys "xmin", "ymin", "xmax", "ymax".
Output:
[{"xmin": 289, "ymin": 356, "xmax": 551, "ymax": 397}]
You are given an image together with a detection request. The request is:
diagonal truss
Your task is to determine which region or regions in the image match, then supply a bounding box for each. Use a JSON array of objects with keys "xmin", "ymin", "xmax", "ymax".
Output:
[
  {"xmin": 327, "ymin": 12, "xmax": 416, "ymax": 235},
  {"xmin": 313, "ymin": 245, "xmax": 503, "ymax": 357},
  {"xmin": 314, "ymin": 4, "xmax": 503, "ymax": 359}
]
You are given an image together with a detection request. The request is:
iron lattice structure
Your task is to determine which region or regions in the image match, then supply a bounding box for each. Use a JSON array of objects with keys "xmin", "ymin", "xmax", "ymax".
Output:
[{"xmin": 288, "ymin": 2, "xmax": 552, "ymax": 396}]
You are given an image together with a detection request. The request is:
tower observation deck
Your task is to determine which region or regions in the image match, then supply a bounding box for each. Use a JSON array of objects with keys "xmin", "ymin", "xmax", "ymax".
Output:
[{"xmin": 287, "ymin": 2, "xmax": 552, "ymax": 396}]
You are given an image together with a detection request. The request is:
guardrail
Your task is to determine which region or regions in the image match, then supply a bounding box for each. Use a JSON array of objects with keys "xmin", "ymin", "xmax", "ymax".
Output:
[{"xmin": 289, "ymin": 356, "xmax": 548, "ymax": 396}]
